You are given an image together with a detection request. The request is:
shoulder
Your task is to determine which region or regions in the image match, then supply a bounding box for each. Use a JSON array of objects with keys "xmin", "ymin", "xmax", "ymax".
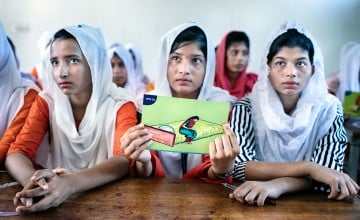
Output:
[
  {"xmin": 233, "ymin": 97, "xmax": 252, "ymax": 109},
  {"xmin": 117, "ymin": 101, "xmax": 136, "ymax": 113}
]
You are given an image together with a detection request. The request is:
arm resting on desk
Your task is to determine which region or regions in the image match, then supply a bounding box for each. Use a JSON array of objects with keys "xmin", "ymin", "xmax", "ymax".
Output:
[
  {"xmin": 242, "ymin": 160, "xmax": 359, "ymax": 200},
  {"xmin": 6, "ymin": 153, "xmax": 130, "ymax": 213}
]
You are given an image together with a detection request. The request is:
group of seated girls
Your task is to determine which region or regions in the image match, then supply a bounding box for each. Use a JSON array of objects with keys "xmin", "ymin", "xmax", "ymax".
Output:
[{"xmin": 0, "ymin": 20, "xmax": 358, "ymax": 213}]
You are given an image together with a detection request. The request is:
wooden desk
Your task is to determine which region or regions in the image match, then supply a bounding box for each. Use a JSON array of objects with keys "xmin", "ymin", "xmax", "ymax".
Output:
[
  {"xmin": 0, "ymin": 172, "xmax": 359, "ymax": 219},
  {"xmin": 345, "ymin": 118, "xmax": 360, "ymax": 182}
]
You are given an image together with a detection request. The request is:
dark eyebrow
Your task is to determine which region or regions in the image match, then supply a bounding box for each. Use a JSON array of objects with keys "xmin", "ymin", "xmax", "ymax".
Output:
[
  {"xmin": 50, "ymin": 54, "xmax": 81, "ymax": 60},
  {"xmin": 296, "ymin": 57, "xmax": 309, "ymax": 61},
  {"xmin": 273, "ymin": 56, "xmax": 309, "ymax": 61}
]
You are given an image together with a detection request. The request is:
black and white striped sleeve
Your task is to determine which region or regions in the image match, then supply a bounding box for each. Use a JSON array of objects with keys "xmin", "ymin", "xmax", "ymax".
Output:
[
  {"xmin": 311, "ymin": 105, "xmax": 348, "ymax": 190},
  {"xmin": 229, "ymin": 98, "xmax": 256, "ymax": 181},
  {"xmin": 311, "ymin": 106, "xmax": 348, "ymax": 171}
]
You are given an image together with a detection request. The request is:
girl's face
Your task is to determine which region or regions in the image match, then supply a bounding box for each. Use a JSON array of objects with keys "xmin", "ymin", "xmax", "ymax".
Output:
[
  {"xmin": 50, "ymin": 38, "xmax": 92, "ymax": 100},
  {"xmin": 167, "ymin": 42, "xmax": 206, "ymax": 99},
  {"xmin": 226, "ymin": 42, "xmax": 249, "ymax": 75},
  {"xmin": 268, "ymin": 46, "xmax": 313, "ymax": 102},
  {"xmin": 111, "ymin": 54, "xmax": 128, "ymax": 88}
]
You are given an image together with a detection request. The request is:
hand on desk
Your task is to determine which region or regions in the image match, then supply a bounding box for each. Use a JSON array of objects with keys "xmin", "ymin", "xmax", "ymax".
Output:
[
  {"xmin": 14, "ymin": 168, "xmax": 69, "ymax": 213},
  {"xmin": 229, "ymin": 179, "xmax": 282, "ymax": 206},
  {"xmin": 308, "ymin": 163, "xmax": 360, "ymax": 200}
]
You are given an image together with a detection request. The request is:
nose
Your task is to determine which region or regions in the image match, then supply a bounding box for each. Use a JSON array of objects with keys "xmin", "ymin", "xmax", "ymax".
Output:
[
  {"xmin": 58, "ymin": 62, "xmax": 69, "ymax": 78},
  {"xmin": 179, "ymin": 60, "xmax": 191, "ymax": 75},
  {"xmin": 112, "ymin": 65, "xmax": 121, "ymax": 75},
  {"xmin": 285, "ymin": 64, "xmax": 297, "ymax": 78},
  {"xmin": 53, "ymin": 62, "xmax": 69, "ymax": 78},
  {"xmin": 236, "ymin": 53, "xmax": 244, "ymax": 61}
]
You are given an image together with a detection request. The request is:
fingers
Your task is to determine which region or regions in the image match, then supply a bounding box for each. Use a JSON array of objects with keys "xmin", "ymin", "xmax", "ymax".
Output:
[
  {"xmin": 15, "ymin": 185, "xmax": 50, "ymax": 199},
  {"xmin": 223, "ymin": 123, "xmax": 240, "ymax": 154},
  {"xmin": 30, "ymin": 169, "xmax": 58, "ymax": 191},
  {"xmin": 211, "ymin": 124, "xmax": 236, "ymax": 158},
  {"xmin": 209, "ymin": 124, "xmax": 239, "ymax": 174},
  {"xmin": 121, "ymin": 124, "xmax": 152, "ymax": 158},
  {"xmin": 52, "ymin": 167, "xmax": 66, "ymax": 175},
  {"xmin": 15, "ymin": 195, "xmax": 53, "ymax": 213},
  {"xmin": 330, "ymin": 174, "xmax": 360, "ymax": 200},
  {"xmin": 14, "ymin": 195, "xmax": 33, "ymax": 208}
]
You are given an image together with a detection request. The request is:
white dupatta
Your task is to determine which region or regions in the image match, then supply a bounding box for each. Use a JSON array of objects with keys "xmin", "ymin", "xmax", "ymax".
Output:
[
  {"xmin": 0, "ymin": 23, "xmax": 39, "ymax": 138},
  {"xmin": 337, "ymin": 42, "xmax": 360, "ymax": 101},
  {"xmin": 108, "ymin": 42, "xmax": 141, "ymax": 96},
  {"xmin": 249, "ymin": 21, "xmax": 340, "ymax": 162},
  {"xmin": 153, "ymin": 22, "xmax": 236, "ymax": 177},
  {"xmin": 38, "ymin": 25, "xmax": 137, "ymax": 172}
]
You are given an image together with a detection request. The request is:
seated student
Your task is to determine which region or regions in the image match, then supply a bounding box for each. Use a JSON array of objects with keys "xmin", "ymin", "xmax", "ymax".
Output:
[
  {"xmin": 0, "ymin": 23, "xmax": 39, "ymax": 167},
  {"xmin": 120, "ymin": 22, "xmax": 238, "ymax": 181},
  {"xmin": 336, "ymin": 42, "xmax": 360, "ymax": 101},
  {"xmin": 108, "ymin": 42, "xmax": 145, "ymax": 98},
  {"xmin": 5, "ymin": 24, "xmax": 138, "ymax": 213},
  {"xmin": 326, "ymin": 42, "xmax": 360, "ymax": 98},
  {"xmin": 125, "ymin": 43, "xmax": 154, "ymax": 92},
  {"xmin": 229, "ymin": 21, "xmax": 360, "ymax": 206},
  {"xmin": 214, "ymin": 31, "xmax": 258, "ymax": 100},
  {"xmin": 7, "ymin": 37, "xmax": 36, "ymax": 82}
]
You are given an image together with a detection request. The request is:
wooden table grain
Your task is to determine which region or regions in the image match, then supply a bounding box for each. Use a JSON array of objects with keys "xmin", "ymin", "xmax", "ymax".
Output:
[{"xmin": 0, "ymin": 171, "xmax": 359, "ymax": 219}]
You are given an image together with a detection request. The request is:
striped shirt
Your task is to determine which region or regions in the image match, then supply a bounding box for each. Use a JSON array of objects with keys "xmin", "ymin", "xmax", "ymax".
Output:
[{"xmin": 230, "ymin": 97, "xmax": 348, "ymax": 186}]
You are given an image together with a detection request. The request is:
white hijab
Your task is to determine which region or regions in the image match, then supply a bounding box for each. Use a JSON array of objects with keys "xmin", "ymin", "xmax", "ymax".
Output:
[
  {"xmin": 108, "ymin": 42, "xmax": 141, "ymax": 96},
  {"xmin": 337, "ymin": 41, "xmax": 360, "ymax": 101},
  {"xmin": 0, "ymin": 23, "xmax": 39, "ymax": 138},
  {"xmin": 38, "ymin": 25, "xmax": 138, "ymax": 172},
  {"xmin": 249, "ymin": 21, "xmax": 340, "ymax": 162},
  {"xmin": 125, "ymin": 44, "xmax": 147, "ymax": 82},
  {"xmin": 154, "ymin": 22, "xmax": 236, "ymax": 177}
]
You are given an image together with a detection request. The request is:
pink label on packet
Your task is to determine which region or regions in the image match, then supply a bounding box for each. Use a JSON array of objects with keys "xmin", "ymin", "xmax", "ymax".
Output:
[{"xmin": 145, "ymin": 125, "xmax": 175, "ymax": 147}]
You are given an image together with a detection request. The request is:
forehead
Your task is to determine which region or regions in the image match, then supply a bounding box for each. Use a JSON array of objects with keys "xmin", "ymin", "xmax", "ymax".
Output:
[
  {"xmin": 228, "ymin": 42, "xmax": 248, "ymax": 50},
  {"xmin": 50, "ymin": 38, "xmax": 83, "ymax": 56},
  {"xmin": 111, "ymin": 54, "xmax": 124, "ymax": 62},
  {"xmin": 173, "ymin": 42, "xmax": 203, "ymax": 54},
  {"xmin": 274, "ymin": 46, "xmax": 309, "ymax": 59}
]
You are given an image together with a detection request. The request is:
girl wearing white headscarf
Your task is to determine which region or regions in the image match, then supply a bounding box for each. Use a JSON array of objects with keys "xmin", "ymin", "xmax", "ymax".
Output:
[
  {"xmin": 230, "ymin": 21, "xmax": 359, "ymax": 206},
  {"xmin": 125, "ymin": 43, "xmax": 153, "ymax": 90},
  {"xmin": 121, "ymin": 22, "xmax": 238, "ymax": 182},
  {"xmin": 6, "ymin": 24, "xmax": 138, "ymax": 213},
  {"xmin": 0, "ymin": 23, "xmax": 39, "ymax": 165},
  {"xmin": 336, "ymin": 42, "xmax": 360, "ymax": 101},
  {"xmin": 108, "ymin": 42, "xmax": 146, "ymax": 98}
]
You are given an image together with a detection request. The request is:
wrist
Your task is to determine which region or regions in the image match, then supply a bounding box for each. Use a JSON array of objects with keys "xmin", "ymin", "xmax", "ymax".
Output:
[
  {"xmin": 209, "ymin": 166, "xmax": 234, "ymax": 180},
  {"xmin": 304, "ymin": 161, "xmax": 318, "ymax": 177}
]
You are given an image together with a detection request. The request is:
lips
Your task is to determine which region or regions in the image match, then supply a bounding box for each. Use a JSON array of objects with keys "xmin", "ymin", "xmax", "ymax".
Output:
[
  {"xmin": 59, "ymin": 82, "xmax": 71, "ymax": 88},
  {"xmin": 282, "ymin": 81, "xmax": 298, "ymax": 89},
  {"xmin": 235, "ymin": 63, "xmax": 245, "ymax": 69},
  {"xmin": 176, "ymin": 78, "xmax": 191, "ymax": 84}
]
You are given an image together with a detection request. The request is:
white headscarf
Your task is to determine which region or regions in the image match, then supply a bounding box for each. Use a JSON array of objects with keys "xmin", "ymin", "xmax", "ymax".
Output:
[
  {"xmin": 35, "ymin": 31, "xmax": 52, "ymax": 88},
  {"xmin": 38, "ymin": 24, "xmax": 138, "ymax": 172},
  {"xmin": 125, "ymin": 44, "xmax": 147, "ymax": 82},
  {"xmin": 337, "ymin": 41, "xmax": 360, "ymax": 101},
  {"xmin": 249, "ymin": 21, "xmax": 340, "ymax": 162},
  {"xmin": 108, "ymin": 42, "xmax": 141, "ymax": 96},
  {"xmin": 153, "ymin": 22, "xmax": 236, "ymax": 177},
  {"xmin": 154, "ymin": 22, "xmax": 237, "ymax": 103},
  {"xmin": 0, "ymin": 23, "xmax": 39, "ymax": 138}
]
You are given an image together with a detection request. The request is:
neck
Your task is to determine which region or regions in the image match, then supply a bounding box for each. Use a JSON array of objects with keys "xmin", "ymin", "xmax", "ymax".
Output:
[
  {"xmin": 226, "ymin": 69, "xmax": 242, "ymax": 89},
  {"xmin": 70, "ymin": 93, "xmax": 91, "ymax": 122},
  {"xmin": 279, "ymin": 95, "xmax": 299, "ymax": 115}
]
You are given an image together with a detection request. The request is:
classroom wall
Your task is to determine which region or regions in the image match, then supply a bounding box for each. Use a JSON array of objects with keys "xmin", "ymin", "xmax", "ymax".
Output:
[{"xmin": 1, "ymin": 0, "xmax": 359, "ymax": 80}]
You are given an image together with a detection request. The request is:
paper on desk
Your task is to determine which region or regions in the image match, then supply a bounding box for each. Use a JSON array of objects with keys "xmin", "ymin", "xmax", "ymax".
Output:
[{"xmin": 0, "ymin": 211, "xmax": 21, "ymax": 216}]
